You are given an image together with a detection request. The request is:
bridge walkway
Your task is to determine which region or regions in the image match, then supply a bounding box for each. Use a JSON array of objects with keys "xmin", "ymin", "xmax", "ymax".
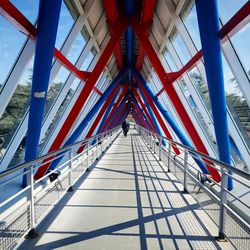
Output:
[{"xmin": 18, "ymin": 130, "xmax": 233, "ymax": 249}]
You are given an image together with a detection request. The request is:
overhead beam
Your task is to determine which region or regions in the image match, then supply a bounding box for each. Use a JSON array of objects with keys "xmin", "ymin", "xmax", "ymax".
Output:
[
  {"xmin": 0, "ymin": 0, "xmax": 106, "ymax": 95},
  {"xmin": 34, "ymin": 20, "xmax": 127, "ymax": 179}
]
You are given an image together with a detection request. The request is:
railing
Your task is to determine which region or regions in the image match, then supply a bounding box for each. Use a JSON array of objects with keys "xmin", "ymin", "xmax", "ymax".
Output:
[
  {"xmin": 0, "ymin": 127, "xmax": 121, "ymax": 250},
  {"xmin": 136, "ymin": 125, "xmax": 250, "ymax": 250}
]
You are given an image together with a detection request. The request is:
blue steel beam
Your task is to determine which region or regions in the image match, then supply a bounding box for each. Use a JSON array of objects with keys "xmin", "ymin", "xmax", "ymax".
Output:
[
  {"xmin": 47, "ymin": 70, "xmax": 125, "ymax": 171},
  {"xmin": 196, "ymin": 0, "xmax": 233, "ymax": 190},
  {"xmin": 23, "ymin": 0, "xmax": 62, "ymax": 187},
  {"xmin": 136, "ymin": 88, "xmax": 167, "ymax": 146},
  {"xmin": 91, "ymin": 85, "xmax": 121, "ymax": 145},
  {"xmin": 133, "ymin": 69, "xmax": 209, "ymax": 174},
  {"xmin": 131, "ymin": 96, "xmax": 153, "ymax": 131}
]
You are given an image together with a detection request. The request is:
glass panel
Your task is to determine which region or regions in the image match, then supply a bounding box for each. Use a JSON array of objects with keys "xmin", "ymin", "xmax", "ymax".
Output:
[
  {"xmin": 0, "ymin": 57, "xmax": 34, "ymax": 162},
  {"xmin": 55, "ymin": 1, "xmax": 77, "ymax": 50},
  {"xmin": 162, "ymin": 48, "xmax": 178, "ymax": 71},
  {"xmin": 188, "ymin": 66, "xmax": 211, "ymax": 112},
  {"xmin": 169, "ymin": 28, "xmax": 191, "ymax": 65},
  {"xmin": 38, "ymin": 78, "xmax": 81, "ymax": 154},
  {"xmin": 178, "ymin": 78, "xmax": 217, "ymax": 151},
  {"xmin": 81, "ymin": 47, "xmax": 97, "ymax": 71},
  {"xmin": 10, "ymin": 0, "xmax": 39, "ymax": 23},
  {"xmin": 67, "ymin": 26, "xmax": 90, "ymax": 64},
  {"xmin": 222, "ymin": 56, "xmax": 250, "ymax": 148},
  {"xmin": 230, "ymin": 24, "xmax": 250, "ymax": 79},
  {"xmin": 0, "ymin": 17, "xmax": 26, "ymax": 91},
  {"xmin": 218, "ymin": 0, "xmax": 247, "ymax": 24},
  {"xmin": 180, "ymin": 0, "xmax": 201, "ymax": 50},
  {"xmin": 44, "ymin": 66, "xmax": 71, "ymax": 116}
]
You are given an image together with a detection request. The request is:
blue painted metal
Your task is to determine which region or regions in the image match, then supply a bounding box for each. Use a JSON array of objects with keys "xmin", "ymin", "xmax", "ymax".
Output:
[
  {"xmin": 92, "ymin": 85, "xmax": 121, "ymax": 145},
  {"xmin": 136, "ymin": 88, "xmax": 167, "ymax": 146},
  {"xmin": 23, "ymin": 0, "xmax": 62, "ymax": 187},
  {"xmin": 125, "ymin": 0, "xmax": 135, "ymax": 16},
  {"xmin": 133, "ymin": 69, "xmax": 209, "ymax": 174},
  {"xmin": 196, "ymin": 0, "xmax": 233, "ymax": 190},
  {"xmin": 47, "ymin": 70, "xmax": 125, "ymax": 171},
  {"xmin": 131, "ymin": 96, "xmax": 153, "ymax": 131},
  {"xmin": 104, "ymin": 98, "xmax": 127, "ymax": 131}
]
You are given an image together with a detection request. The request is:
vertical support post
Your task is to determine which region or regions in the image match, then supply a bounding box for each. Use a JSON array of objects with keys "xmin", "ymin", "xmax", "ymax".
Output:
[
  {"xmin": 23, "ymin": 0, "xmax": 62, "ymax": 187},
  {"xmin": 25, "ymin": 165, "xmax": 38, "ymax": 238},
  {"xmin": 86, "ymin": 140, "xmax": 90, "ymax": 172},
  {"xmin": 218, "ymin": 168, "xmax": 228, "ymax": 240},
  {"xmin": 183, "ymin": 150, "xmax": 188, "ymax": 193},
  {"xmin": 67, "ymin": 148, "xmax": 74, "ymax": 192},
  {"xmin": 196, "ymin": 0, "xmax": 232, "ymax": 190},
  {"xmin": 153, "ymin": 134, "xmax": 156, "ymax": 154},
  {"xmin": 167, "ymin": 141, "xmax": 171, "ymax": 172},
  {"xmin": 159, "ymin": 136, "xmax": 162, "ymax": 161}
]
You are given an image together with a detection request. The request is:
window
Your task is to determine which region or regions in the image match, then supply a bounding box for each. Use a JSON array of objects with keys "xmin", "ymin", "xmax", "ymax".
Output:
[
  {"xmin": 169, "ymin": 28, "xmax": 191, "ymax": 65},
  {"xmin": 81, "ymin": 47, "xmax": 97, "ymax": 71},
  {"xmin": 222, "ymin": 56, "xmax": 250, "ymax": 148},
  {"xmin": 230, "ymin": 24, "xmax": 250, "ymax": 80},
  {"xmin": 38, "ymin": 78, "xmax": 81, "ymax": 154},
  {"xmin": 44, "ymin": 66, "xmax": 71, "ymax": 117},
  {"xmin": 162, "ymin": 48, "xmax": 178, "ymax": 71},
  {"xmin": 180, "ymin": 0, "xmax": 201, "ymax": 50},
  {"xmin": 0, "ymin": 17, "xmax": 26, "ymax": 91},
  {"xmin": 55, "ymin": 1, "xmax": 78, "ymax": 50},
  {"xmin": 218, "ymin": 0, "xmax": 247, "ymax": 24},
  {"xmin": 0, "ymin": 57, "xmax": 34, "ymax": 162},
  {"xmin": 67, "ymin": 26, "xmax": 90, "ymax": 64},
  {"xmin": 10, "ymin": 0, "xmax": 39, "ymax": 24}
]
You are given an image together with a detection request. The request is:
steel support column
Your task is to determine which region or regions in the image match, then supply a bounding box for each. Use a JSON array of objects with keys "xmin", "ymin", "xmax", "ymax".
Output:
[
  {"xmin": 196, "ymin": 0, "xmax": 232, "ymax": 189},
  {"xmin": 34, "ymin": 21, "xmax": 127, "ymax": 179},
  {"xmin": 23, "ymin": 0, "xmax": 62, "ymax": 187}
]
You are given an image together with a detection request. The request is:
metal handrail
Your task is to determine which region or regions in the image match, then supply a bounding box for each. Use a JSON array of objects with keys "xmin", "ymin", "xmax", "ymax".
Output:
[
  {"xmin": 0, "ymin": 127, "xmax": 121, "ymax": 250},
  {"xmin": 0, "ymin": 126, "xmax": 120, "ymax": 179},
  {"xmin": 136, "ymin": 125, "xmax": 250, "ymax": 248},
  {"xmin": 137, "ymin": 125, "xmax": 250, "ymax": 180}
]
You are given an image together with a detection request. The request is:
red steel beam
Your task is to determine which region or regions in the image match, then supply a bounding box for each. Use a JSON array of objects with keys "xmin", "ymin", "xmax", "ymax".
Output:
[
  {"xmin": 103, "ymin": 0, "xmax": 123, "ymax": 69},
  {"xmin": 101, "ymin": 85, "xmax": 128, "ymax": 132},
  {"xmin": 219, "ymin": 1, "xmax": 250, "ymax": 42},
  {"xmin": 0, "ymin": 0, "xmax": 103, "ymax": 95},
  {"xmin": 136, "ymin": 0, "xmax": 157, "ymax": 70},
  {"xmin": 132, "ymin": 19, "xmax": 220, "ymax": 181},
  {"xmin": 152, "ymin": 2, "xmax": 250, "ymax": 95},
  {"xmin": 35, "ymin": 20, "xmax": 127, "ymax": 179},
  {"xmin": 77, "ymin": 83, "xmax": 120, "ymax": 154},
  {"xmin": 135, "ymin": 82, "xmax": 180, "ymax": 155},
  {"xmin": 131, "ymin": 87, "xmax": 157, "ymax": 133}
]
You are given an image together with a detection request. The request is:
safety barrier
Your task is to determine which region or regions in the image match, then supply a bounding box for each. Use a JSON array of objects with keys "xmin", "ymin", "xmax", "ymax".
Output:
[
  {"xmin": 0, "ymin": 127, "xmax": 121, "ymax": 250},
  {"xmin": 137, "ymin": 125, "xmax": 250, "ymax": 250}
]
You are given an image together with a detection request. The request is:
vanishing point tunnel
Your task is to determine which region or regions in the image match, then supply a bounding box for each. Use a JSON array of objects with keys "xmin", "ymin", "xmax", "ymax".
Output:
[{"xmin": 0, "ymin": 0, "xmax": 249, "ymax": 249}]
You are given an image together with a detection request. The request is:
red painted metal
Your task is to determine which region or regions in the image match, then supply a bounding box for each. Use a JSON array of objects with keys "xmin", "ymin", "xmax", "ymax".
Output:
[
  {"xmin": 131, "ymin": 87, "xmax": 157, "ymax": 132},
  {"xmin": 77, "ymin": 84, "xmax": 120, "ymax": 154},
  {"xmin": 136, "ymin": 0, "xmax": 157, "ymax": 70},
  {"xmin": 132, "ymin": 19, "xmax": 220, "ymax": 181},
  {"xmin": 219, "ymin": 1, "xmax": 250, "ymax": 42},
  {"xmin": 103, "ymin": 0, "xmax": 123, "ymax": 69},
  {"xmin": 0, "ymin": 1, "xmax": 104, "ymax": 94},
  {"xmin": 101, "ymin": 85, "xmax": 128, "ymax": 132},
  {"xmin": 136, "ymin": 82, "xmax": 180, "ymax": 155},
  {"xmin": 34, "ymin": 21, "xmax": 127, "ymax": 179}
]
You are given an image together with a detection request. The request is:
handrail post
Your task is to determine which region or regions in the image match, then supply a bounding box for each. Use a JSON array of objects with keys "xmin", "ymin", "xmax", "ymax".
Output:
[
  {"xmin": 218, "ymin": 168, "xmax": 228, "ymax": 240},
  {"xmin": 26, "ymin": 164, "xmax": 38, "ymax": 238},
  {"xmin": 86, "ymin": 140, "xmax": 90, "ymax": 171},
  {"xmin": 183, "ymin": 150, "xmax": 188, "ymax": 193},
  {"xmin": 67, "ymin": 148, "xmax": 74, "ymax": 192},
  {"xmin": 167, "ymin": 141, "xmax": 171, "ymax": 172},
  {"xmin": 153, "ymin": 134, "xmax": 156, "ymax": 154},
  {"xmin": 159, "ymin": 136, "xmax": 162, "ymax": 161}
]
